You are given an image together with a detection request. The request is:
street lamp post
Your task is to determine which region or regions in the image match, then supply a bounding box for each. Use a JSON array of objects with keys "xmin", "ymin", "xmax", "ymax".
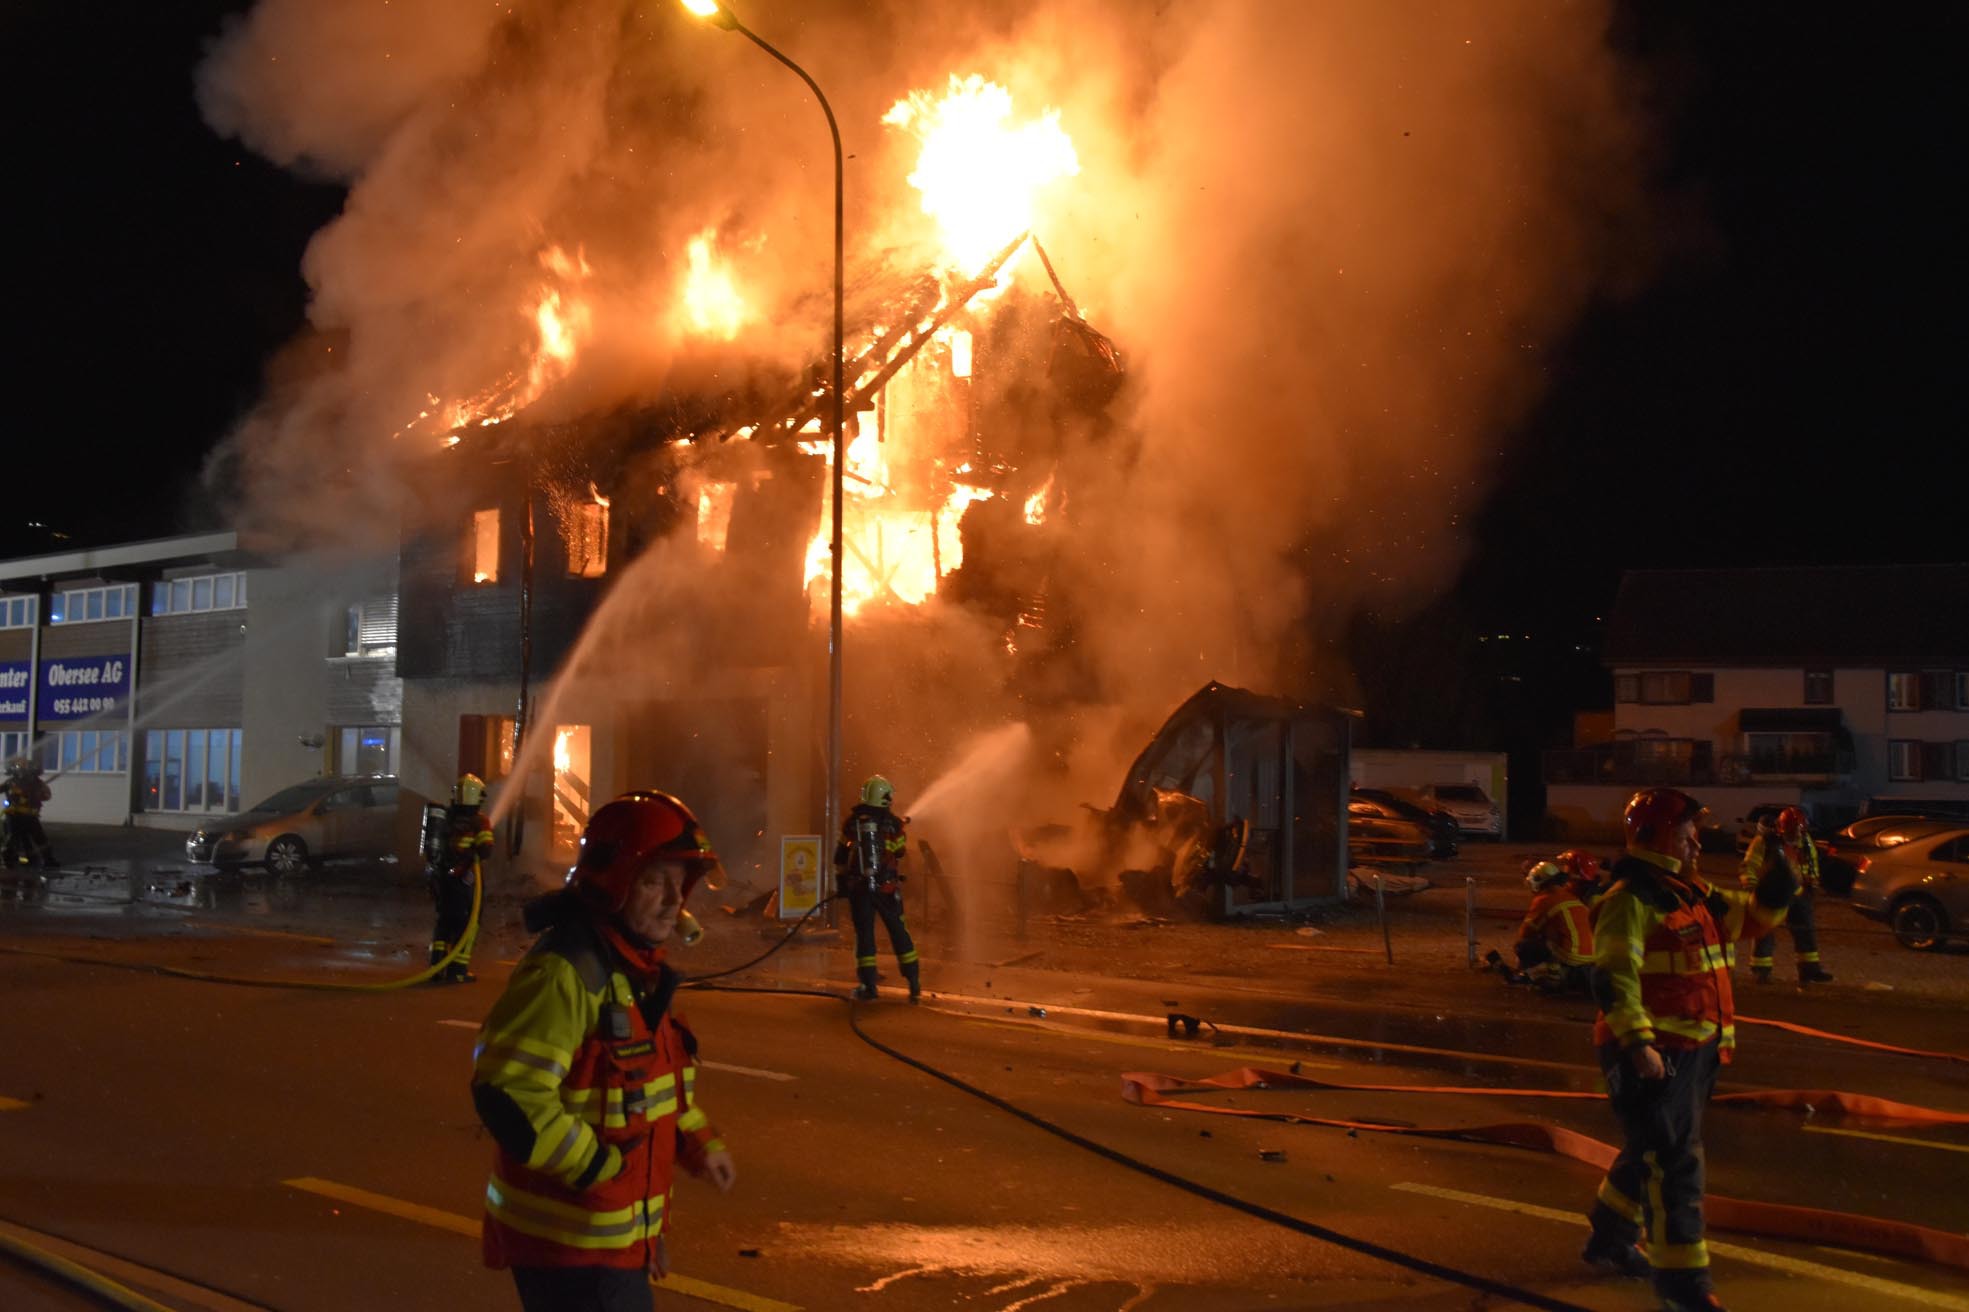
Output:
[{"xmin": 680, "ymin": 0, "xmax": 846, "ymax": 904}]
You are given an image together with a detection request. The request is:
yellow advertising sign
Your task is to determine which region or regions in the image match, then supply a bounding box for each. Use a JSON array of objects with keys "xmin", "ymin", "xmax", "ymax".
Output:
[{"xmin": 778, "ymin": 835, "xmax": 823, "ymax": 919}]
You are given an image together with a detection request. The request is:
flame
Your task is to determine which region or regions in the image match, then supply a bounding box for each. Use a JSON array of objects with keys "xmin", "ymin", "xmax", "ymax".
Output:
[
  {"xmin": 1024, "ymin": 473, "xmax": 1054, "ymax": 525},
  {"xmin": 553, "ymin": 727, "xmax": 572, "ymax": 773},
  {"xmin": 884, "ymin": 75, "xmax": 1078, "ymax": 276},
  {"xmin": 679, "ymin": 228, "xmax": 746, "ymax": 340},
  {"xmin": 696, "ymin": 480, "xmax": 736, "ymax": 552}
]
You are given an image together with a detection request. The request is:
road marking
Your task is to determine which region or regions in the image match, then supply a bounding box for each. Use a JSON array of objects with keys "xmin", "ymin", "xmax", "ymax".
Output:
[
  {"xmin": 952, "ymin": 1010, "xmax": 1346, "ymax": 1070},
  {"xmin": 1389, "ymin": 1182, "xmax": 1969, "ymax": 1310},
  {"xmin": 438, "ymin": 1019, "xmax": 479, "ymax": 1030},
  {"xmin": 701, "ymin": 1059, "xmax": 796, "ymax": 1082},
  {"xmin": 1804, "ymin": 1124, "xmax": 1969, "ymax": 1155},
  {"xmin": 284, "ymin": 1177, "xmax": 800, "ymax": 1311},
  {"xmin": 0, "ymin": 1095, "xmax": 28, "ymax": 1111},
  {"xmin": 0, "ymin": 1217, "xmax": 263, "ymax": 1312}
]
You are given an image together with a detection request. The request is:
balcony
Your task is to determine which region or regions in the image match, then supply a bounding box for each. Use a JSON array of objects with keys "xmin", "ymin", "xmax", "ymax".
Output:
[{"xmin": 1544, "ymin": 740, "xmax": 1712, "ymax": 787}]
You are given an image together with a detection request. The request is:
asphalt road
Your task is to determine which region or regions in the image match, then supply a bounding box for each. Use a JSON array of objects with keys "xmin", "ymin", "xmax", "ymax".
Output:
[{"xmin": 3, "ymin": 837, "xmax": 1968, "ymax": 1311}]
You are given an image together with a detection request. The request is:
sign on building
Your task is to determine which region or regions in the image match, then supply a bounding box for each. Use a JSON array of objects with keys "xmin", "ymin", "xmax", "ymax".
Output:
[
  {"xmin": 0, "ymin": 660, "xmax": 29, "ymax": 721},
  {"xmin": 778, "ymin": 834, "xmax": 823, "ymax": 919},
  {"xmin": 38, "ymin": 654, "xmax": 133, "ymax": 722}
]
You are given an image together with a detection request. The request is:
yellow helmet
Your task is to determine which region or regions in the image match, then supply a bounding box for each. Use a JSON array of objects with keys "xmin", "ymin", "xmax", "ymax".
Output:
[
  {"xmin": 860, "ymin": 774, "xmax": 894, "ymax": 808},
  {"xmin": 453, "ymin": 773, "xmax": 487, "ymax": 807}
]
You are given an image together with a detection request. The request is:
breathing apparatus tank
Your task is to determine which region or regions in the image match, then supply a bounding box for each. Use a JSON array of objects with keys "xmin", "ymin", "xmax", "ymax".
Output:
[
  {"xmin": 855, "ymin": 812, "xmax": 886, "ymax": 891},
  {"xmin": 419, "ymin": 803, "xmax": 449, "ymax": 872}
]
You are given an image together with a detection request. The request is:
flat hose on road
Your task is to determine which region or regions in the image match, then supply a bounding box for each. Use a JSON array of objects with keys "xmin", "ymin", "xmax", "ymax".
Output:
[
  {"xmin": 0, "ymin": 1225, "xmax": 183, "ymax": 1312},
  {"xmin": 700, "ymin": 982, "xmax": 1596, "ymax": 1312},
  {"xmin": 0, "ymin": 871, "xmax": 480, "ymax": 993}
]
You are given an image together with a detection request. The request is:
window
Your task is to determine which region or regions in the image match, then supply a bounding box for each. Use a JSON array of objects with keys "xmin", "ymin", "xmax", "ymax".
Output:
[
  {"xmin": 1956, "ymin": 740, "xmax": 1969, "ymax": 783},
  {"xmin": 458, "ymin": 714, "xmax": 517, "ymax": 785},
  {"xmin": 1956, "ymin": 671, "xmax": 1969, "ymax": 711},
  {"xmin": 1887, "ymin": 740, "xmax": 1922, "ymax": 782},
  {"xmin": 1803, "ymin": 670, "xmax": 1833, "ymax": 705},
  {"xmin": 471, "ymin": 509, "xmax": 500, "ymax": 583},
  {"xmin": 338, "ymin": 598, "xmax": 398, "ymax": 658},
  {"xmin": 1921, "ymin": 671, "xmax": 1955, "ymax": 712},
  {"xmin": 1934, "ymin": 835, "xmax": 1969, "ymax": 864},
  {"xmin": 49, "ymin": 584, "xmax": 138, "ymax": 625},
  {"xmin": 1614, "ymin": 674, "xmax": 1639, "ymax": 704},
  {"xmin": 35, "ymin": 730, "xmax": 127, "ymax": 774},
  {"xmin": 1887, "ymin": 672, "xmax": 1921, "ymax": 711},
  {"xmin": 1638, "ymin": 672, "xmax": 1699, "ymax": 705},
  {"xmin": 0, "ymin": 731, "xmax": 29, "ymax": 764},
  {"xmin": 151, "ymin": 572, "xmax": 247, "ymax": 616},
  {"xmin": 335, "ymin": 725, "xmax": 398, "ymax": 776},
  {"xmin": 550, "ymin": 724, "xmax": 592, "ymax": 858},
  {"xmin": 568, "ymin": 496, "xmax": 609, "ymax": 578},
  {"xmin": 1921, "ymin": 742, "xmax": 1954, "ymax": 782},
  {"xmin": 142, "ymin": 729, "xmax": 242, "ymax": 812},
  {"xmin": 0, "ymin": 597, "xmax": 34, "ymax": 629}
]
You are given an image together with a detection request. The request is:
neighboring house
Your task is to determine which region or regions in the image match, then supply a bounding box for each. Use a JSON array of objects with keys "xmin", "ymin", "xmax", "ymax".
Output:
[
  {"xmin": 1546, "ymin": 565, "xmax": 1969, "ymax": 839},
  {"xmin": 0, "ymin": 532, "xmax": 402, "ymax": 827}
]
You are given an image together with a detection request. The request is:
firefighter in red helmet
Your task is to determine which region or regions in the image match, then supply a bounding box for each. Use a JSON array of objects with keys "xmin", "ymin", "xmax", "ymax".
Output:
[
  {"xmin": 472, "ymin": 792, "xmax": 737, "ymax": 1312},
  {"xmin": 1553, "ymin": 848, "xmax": 1608, "ymax": 902},
  {"xmin": 1739, "ymin": 805, "xmax": 1832, "ymax": 984},
  {"xmin": 1579, "ymin": 788, "xmax": 1794, "ymax": 1312},
  {"xmin": 1514, "ymin": 860, "xmax": 1594, "ymax": 992}
]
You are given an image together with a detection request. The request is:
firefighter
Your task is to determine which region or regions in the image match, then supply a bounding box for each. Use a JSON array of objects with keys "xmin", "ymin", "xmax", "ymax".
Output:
[
  {"xmin": 472, "ymin": 791, "xmax": 737, "ymax": 1312},
  {"xmin": 1740, "ymin": 806, "xmax": 1832, "ymax": 984},
  {"xmin": 429, "ymin": 773, "xmax": 494, "ymax": 984},
  {"xmin": 1554, "ymin": 848, "xmax": 1608, "ymax": 902},
  {"xmin": 835, "ymin": 774, "xmax": 921, "ymax": 1002},
  {"xmin": 1580, "ymin": 787, "xmax": 1794, "ymax": 1312},
  {"xmin": 1514, "ymin": 860, "xmax": 1593, "ymax": 992},
  {"xmin": 3, "ymin": 757, "xmax": 56, "ymax": 869}
]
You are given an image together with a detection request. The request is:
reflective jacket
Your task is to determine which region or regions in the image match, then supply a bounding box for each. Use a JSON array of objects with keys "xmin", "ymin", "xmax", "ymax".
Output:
[
  {"xmin": 1740, "ymin": 832, "xmax": 1819, "ymax": 891},
  {"xmin": 1590, "ymin": 852, "xmax": 1787, "ymax": 1063},
  {"xmin": 472, "ymin": 912, "xmax": 723, "ymax": 1270},
  {"xmin": 1518, "ymin": 889, "xmax": 1594, "ymax": 966},
  {"xmin": 440, "ymin": 805, "xmax": 494, "ymax": 879},
  {"xmin": 4, "ymin": 777, "xmax": 49, "ymax": 816}
]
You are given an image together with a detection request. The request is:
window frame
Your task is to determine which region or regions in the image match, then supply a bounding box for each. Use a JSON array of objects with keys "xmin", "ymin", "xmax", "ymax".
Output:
[
  {"xmin": 469, "ymin": 508, "xmax": 501, "ymax": 584},
  {"xmin": 150, "ymin": 572, "xmax": 248, "ymax": 618},
  {"xmin": 1802, "ymin": 669, "xmax": 1834, "ymax": 705},
  {"xmin": 1886, "ymin": 739, "xmax": 1922, "ymax": 782},
  {"xmin": 1887, "ymin": 671, "xmax": 1921, "ymax": 712},
  {"xmin": 49, "ymin": 584, "xmax": 139, "ymax": 626}
]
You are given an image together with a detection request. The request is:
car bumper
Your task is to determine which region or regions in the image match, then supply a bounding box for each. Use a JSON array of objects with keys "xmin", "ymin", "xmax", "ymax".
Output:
[{"xmin": 186, "ymin": 836, "xmax": 252, "ymax": 865}]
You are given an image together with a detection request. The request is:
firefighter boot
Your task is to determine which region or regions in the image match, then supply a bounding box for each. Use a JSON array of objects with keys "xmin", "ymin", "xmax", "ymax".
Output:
[
  {"xmin": 1751, "ymin": 966, "xmax": 1772, "ymax": 984},
  {"xmin": 851, "ymin": 983, "xmax": 879, "ymax": 1001},
  {"xmin": 904, "ymin": 962, "xmax": 922, "ymax": 1005},
  {"xmin": 1580, "ymin": 1236, "xmax": 1651, "ymax": 1280},
  {"xmin": 1799, "ymin": 962, "xmax": 1834, "ymax": 984}
]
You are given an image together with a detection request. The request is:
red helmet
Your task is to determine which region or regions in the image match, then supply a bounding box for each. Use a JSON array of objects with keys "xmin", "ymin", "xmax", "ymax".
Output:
[
  {"xmin": 1622, "ymin": 787, "xmax": 1705, "ymax": 848},
  {"xmin": 568, "ymin": 791, "xmax": 721, "ymax": 914},
  {"xmin": 1776, "ymin": 806, "xmax": 1808, "ymax": 840},
  {"xmin": 1554, "ymin": 849, "xmax": 1602, "ymax": 885}
]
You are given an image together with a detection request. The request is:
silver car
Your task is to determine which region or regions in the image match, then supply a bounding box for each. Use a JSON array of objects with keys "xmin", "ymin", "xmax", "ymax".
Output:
[
  {"xmin": 185, "ymin": 775, "xmax": 409, "ymax": 875},
  {"xmin": 1846, "ymin": 825, "xmax": 1969, "ymax": 951},
  {"xmin": 1418, "ymin": 783, "xmax": 1503, "ymax": 839}
]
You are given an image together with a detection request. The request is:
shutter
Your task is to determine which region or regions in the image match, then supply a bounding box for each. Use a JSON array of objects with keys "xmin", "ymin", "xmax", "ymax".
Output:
[
  {"xmin": 1690, "ymin": 673, "xmax": 1715, "ymax": 703},
  {"xmin": 1921, "ymin": 742, "xmax": 1952, "ymax": 782},
  {"xmin": 359, "ymin": 594, "xmax": 398, "ymax": 651}
]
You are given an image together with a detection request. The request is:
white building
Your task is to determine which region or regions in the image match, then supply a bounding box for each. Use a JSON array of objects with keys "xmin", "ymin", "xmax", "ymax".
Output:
[{"xmin": 1545, "ymin": 565, "xmax": 1969, "ymax": 839}]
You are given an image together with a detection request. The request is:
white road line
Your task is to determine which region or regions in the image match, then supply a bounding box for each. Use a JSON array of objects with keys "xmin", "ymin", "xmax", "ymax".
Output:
[
  {"xmin": 1803, "ymin": 1124, "xmax": 1969, "ymax": 1155},
  {"xmin": 700, "ymin": 1059, "xmax": 797, "ymax": 1082},
  {"xmin": 0, "ymin": 1217, "xmax": 264, "ymax": 1312},
  {"xmin": 437, "ymin": 1019, "xmax": 478, "ymax": 1030},
  {"xmin": 1389, "ymin": 1181, "xmax": 1969, "ymax": 1310}
]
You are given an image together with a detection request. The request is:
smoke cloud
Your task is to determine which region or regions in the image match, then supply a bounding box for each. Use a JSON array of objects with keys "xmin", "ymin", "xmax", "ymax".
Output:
[{"xmin": 198, "ymin": 0, "xmax": 1643, "ymax": 849}]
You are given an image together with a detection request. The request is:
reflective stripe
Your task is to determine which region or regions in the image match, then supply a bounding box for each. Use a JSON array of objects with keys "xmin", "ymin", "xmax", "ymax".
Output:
[
  {"xmin": 1654, "ymin": 1017, "xmax": 1735, "ymax": 1048},
  {"xmin": 899, "ymin": 949, "xmax": 920, "ymax": 965},
  {"xmin": 561, "ymin": 1074, "xmax": 679, "ymax": 1129},
  {"xmin": 475, "ymin": 1042, "xmax": 570, "ymax": 1082},
  {"xmin": 856, "ymin": 955, "xmax": 877, "ymax": 967},
  {"xmin": 485, "ymin": 1178, "xmax": 666, "ymax": 1251},
  {"xmin": 1639, "ymin": 944, "xmax": 1730, "ymax": 976},
  {"xmin": 538, "ymin": 1121, "xmax": 586, "ymax": 1174},
  {"xmin": 1643, "ymin": 1150, "xmax": 1667, "ymax": 1259},
  {"xmin": 1654, "ymin": 1239, "xmax": 1709, "ymax": 1271},
  {"xmin": 678, "ymin": 1105, "xmax": 711, "ymax": 1134},
  {"xmin": 1597, "ymin": 1178, "xmax": 1642, "ymax": 1223}
]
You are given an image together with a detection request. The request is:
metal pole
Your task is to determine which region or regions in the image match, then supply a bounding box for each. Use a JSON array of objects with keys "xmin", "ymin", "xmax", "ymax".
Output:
[
  {"xmin": 1376, "ymin": 871, "xmax": 1392, "ymax": 966},
  {"xmin": 1465, "ymin": 876, "xmax": 1477, "ymax": 969},
  {"xmin": 729, "ymin": 17, "xmax": 845, "ymax": 924}
]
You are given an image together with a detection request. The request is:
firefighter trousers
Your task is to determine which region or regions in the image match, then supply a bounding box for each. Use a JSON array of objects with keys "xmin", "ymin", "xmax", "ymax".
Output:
[
  {"xmin": 1750, "ymin": 886, "xmax": 1819, "ymax": 970},
  {"xmin": 849, "ymin": 887, "xmax": 920, "ymax": 992},
  {"xmin": 511, "ymin": 1264, "xmax": 652, "ymax": 1312},
  {"xmin": 428, "ymin": 867, "xmax": 477, "ymax": 974},
  {"xmin": 1587, "ymin": 1040, "xmax": 1721, "ymax": 1299}
]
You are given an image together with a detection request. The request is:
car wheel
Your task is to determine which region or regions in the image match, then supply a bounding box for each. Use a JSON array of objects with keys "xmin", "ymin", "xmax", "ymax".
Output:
[
  {"xmin": 265, "ymin": 835, "xmax": 309, "ymax": 876},
  {"xmin": 1889, "ymin": 896, "xmax": 1948, "ymax": 952}
]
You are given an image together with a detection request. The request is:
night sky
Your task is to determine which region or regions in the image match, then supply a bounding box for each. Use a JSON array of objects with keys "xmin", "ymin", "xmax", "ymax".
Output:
[{"xmin": 5, "ymin": 4, "xmax": 1962, "ymax": 765}]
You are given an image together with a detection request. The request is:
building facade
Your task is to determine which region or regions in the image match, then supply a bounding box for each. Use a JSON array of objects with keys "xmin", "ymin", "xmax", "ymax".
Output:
[
  {"xmin": 1545, "ymin": 566, "xmax": 1969, "ymax": 838},
  {"xmin": 0, "ymin": 533, "xmax": 402, "ymax": 828}
]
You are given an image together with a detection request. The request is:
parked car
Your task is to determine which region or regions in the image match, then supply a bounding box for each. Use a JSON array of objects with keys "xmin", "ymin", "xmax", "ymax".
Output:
[
  {"xmin": 1346, "ymin": 812, "xmax": 1435, "ymax": 865},
  {"xmin": 1349, "ymin": 789, "xmax": 1458, "ymax": 858},
  {"xmin": 1417, "ymin": 783, "xmax": 1502, "ymax": 839},
  {"xmin": 1862, "ymin": 797, "xmax": 1969, "ymax": 824},
  {"xmin": 1819, "ymin": 817, "xmax": 1961, "ymax": 899},
  {"xmin": 1846, "ymin": 826, "xmax": 1969, "ymax": 950},
  {"xmin": 186, "ymin": 775, "xmax": 416, "ymax": 874}
]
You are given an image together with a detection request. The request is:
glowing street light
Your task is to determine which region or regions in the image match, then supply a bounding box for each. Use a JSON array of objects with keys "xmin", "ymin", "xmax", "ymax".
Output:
[{"xmin": 679, "ymin": 0, "xmax": 847, "ymax": 898}]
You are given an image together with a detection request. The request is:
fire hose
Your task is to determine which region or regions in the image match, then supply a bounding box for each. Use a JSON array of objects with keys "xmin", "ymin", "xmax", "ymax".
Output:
[
  {"xmin": 0, "ymin": 1225, "xmax": 180, "ymax": 1311},
  {"xmin": 701, "ymin": 981, "xmax": 1598, "ymax": 1312},
  {"xmin": 1119, "ymin": 1064, "xmax": 1969, "ymax": 1272},
  {"xmin": 0, "ymin": 866, "xmax": 480, "ymax": 992}
]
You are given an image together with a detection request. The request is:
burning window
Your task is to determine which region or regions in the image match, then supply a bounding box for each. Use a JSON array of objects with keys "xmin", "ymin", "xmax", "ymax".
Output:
[
  {"xmin": 551, "ymin": 724, "xmax": 592, "ymax": 858},
  {"xmin": 568, "ymin": 493, "xmax": 609, "ymax": 578},
  {"xmin": 470, "ymin": 508, "xmax": 500, "ymax": 583},
  {"xmin": 696, "ymin": 482, "xmax": 736, "ymax": 553}
]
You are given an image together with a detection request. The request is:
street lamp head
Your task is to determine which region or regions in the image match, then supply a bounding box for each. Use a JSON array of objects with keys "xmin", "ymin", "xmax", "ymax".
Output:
[{"xmin": 679, "ymin": 0, "xmax": 738, "ymax": 31}]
